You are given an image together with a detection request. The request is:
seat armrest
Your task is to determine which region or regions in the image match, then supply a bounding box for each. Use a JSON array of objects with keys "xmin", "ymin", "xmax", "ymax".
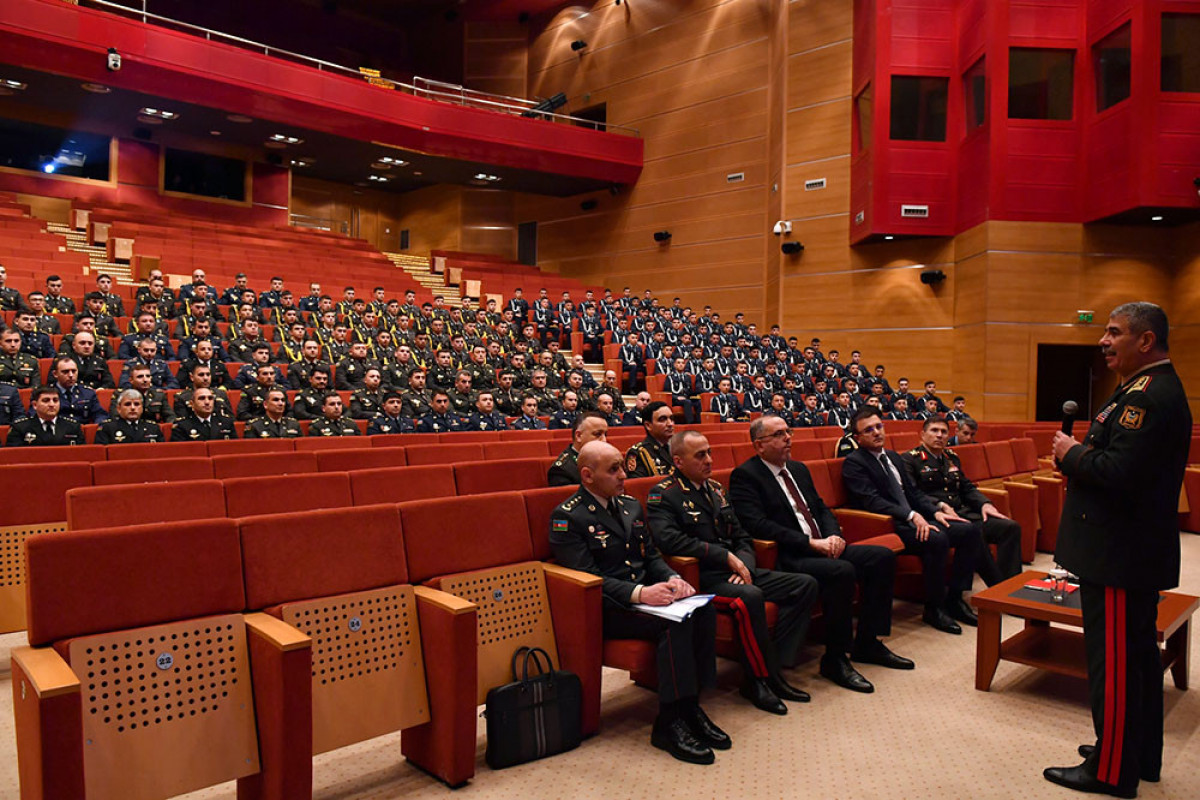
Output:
[
  {"xmin": 752, "ymin": 539, "xmax": 777, "ymax": 570},
  {"xmin": 12, "ymin": 646, "xmax": 79, "ymax": 699},
  {"xmin": 854, "ymin": 533, "xmax": 905, "ymax": 553},
  {"xmin": 664, "ymin": 555, "xmax": 699, "ymax": 588},
  {"xmin": 542, "ymin": 563, "xmax": 603, "ymax": 588},
  {"xmin": 977, "ymin": 487, "xmax": 1011, "ymax": 515},
  {"xmin": 244, "ymin": 612, "xmax": 311, "ymax": 652},
  {"xmin": 543, "ymin": 562, "xmax": 603, "ymax": 737},
  {"xmin": 413, "ymin": 585, "xmax": 476, "ymax": 615},
  {"xmin": 832, "ymin": 509, "xmax": 895, "ymax": 542}
]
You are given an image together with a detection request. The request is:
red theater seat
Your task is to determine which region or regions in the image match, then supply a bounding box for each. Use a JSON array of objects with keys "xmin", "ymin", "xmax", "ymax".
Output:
[
  {"xmin": 350, "ymin": 465, "xmax": 457, "ymax": 505},
  {"xmin": 206, "ymin": 438, "xmax": 296, "ymax": 455},
  {"xmin": 499, "ymin": 429, "xmax": 553, "ymax": 441},
  {"xmin": 104, "ymin": 441, "xmax": 207, "ymax": 460},
  {"xmin": 522, "ymin": 485, "xmax": 579, "ymax": 562},
  {"xmin": 404, "ymin": 443, "xmax": 485, "ymax": 466},
  {"xmin": 0, "ymin": 444, "xmax": 107, "ymax": 465},
  {"xmin": 212, "ymin": 451, "xmax": 319, "ymax": 479},
  {"xmin": 67, "ymin": 478, "xmax": 226, "ymax": 530},
  {"xmin": 371, "ymin": 433, "xmax": 440, "ymax": 447},
  {"xmin": 482, "ymin": 440, "xmax": 551, "ymax": 460},
  {"xmin": 453, "ymin": 458, "xmax": 549, "ymax": 495},
  {"xmin": 315, "ymin": 447, "xmax": 408, "ymax": 472},
  {"xmin": 224, "ymin": 472, "xmax": 352, "ymax": 517},
  {"xmin": 293, "ymin": 436, "xmax": 373, "ymax": 452},
  {"xmin": 437, "ymin": 431, "xmax": 500, "ymax": 443},
  {"xmin": 91, "ymin": 457, "xmax": 214, "ymax": 485}
]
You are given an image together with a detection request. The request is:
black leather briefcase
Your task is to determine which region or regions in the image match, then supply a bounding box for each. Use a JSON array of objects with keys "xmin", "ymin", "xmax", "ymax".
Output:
[{"xmin": 484, "ymin": 646, "xmax": 582, "ymax": 769}]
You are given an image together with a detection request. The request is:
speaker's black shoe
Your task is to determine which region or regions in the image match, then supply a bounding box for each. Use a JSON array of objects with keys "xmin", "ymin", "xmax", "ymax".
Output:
[
  {"xmin": 767, "ymin": 674, "xmax": 811, "ymax": 703},
  {"xmin": 1077, "ymin": 746, "xmax": 1158, "ymax": 783},
  {"xmin": 922, "ymin": 606, "xmax": 962, "ymax": 634},
  {"xmin": 684, "ymin": 705, "xmax": 731, "ymax": 750},
  {"xmin": 943, "ymin": 596, "xmax": 978, "ymax": 626},
  {"xmin": 739, "ymin": 678, "xmax": 787, "ymax": 715},
  {"xmin": 851, "ymin": 641, "xmax": 915, "ymax": 670},
  {"xmin": 1042, "ymin": 765, "xmax": 1136, "ymax": 798},
  {"xmin": 819, "ymin": 654, "xmax": 874, "ymax": 693},
  {"xmin": 651, "ymin": 717, "xmax": 714, "ymax": 765}
]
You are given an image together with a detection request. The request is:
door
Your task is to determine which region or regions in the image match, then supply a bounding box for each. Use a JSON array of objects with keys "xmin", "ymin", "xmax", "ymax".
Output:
[{"xmin": 1035, "ymin": 344, "xmax": 1117, "ymax": 421}]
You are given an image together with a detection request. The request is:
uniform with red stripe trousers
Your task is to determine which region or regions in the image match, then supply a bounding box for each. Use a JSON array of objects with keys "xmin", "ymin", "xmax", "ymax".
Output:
[
  {"xmin": 646, "ymin": 432, "xmax": 818, "ymax": 715},
  {"xmin": 1046, "ymin": 302, "xmax": 1191, "ymax": 799}
]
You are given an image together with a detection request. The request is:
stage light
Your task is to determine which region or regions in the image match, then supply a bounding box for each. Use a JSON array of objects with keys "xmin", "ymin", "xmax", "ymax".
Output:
[{"xmin": 42, "ymin": 163, "xmax": 56, "ymax": 174}]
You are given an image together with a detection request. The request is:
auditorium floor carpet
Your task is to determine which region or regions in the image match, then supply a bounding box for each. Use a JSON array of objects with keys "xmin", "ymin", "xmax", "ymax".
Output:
[{"xmin": 1, "ymin": 541, "xmax": 1198, "ymax": 800}]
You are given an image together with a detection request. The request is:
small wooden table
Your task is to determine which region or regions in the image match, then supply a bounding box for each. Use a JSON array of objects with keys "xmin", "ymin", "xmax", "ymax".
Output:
[{"xmin": 970, "ymin": 571, "xmax": 1198, "ymax": 691}]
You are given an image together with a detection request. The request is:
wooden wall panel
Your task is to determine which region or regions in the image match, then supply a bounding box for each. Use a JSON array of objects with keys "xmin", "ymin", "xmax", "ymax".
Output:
[
  {"xmin": 780, "ymin": 263, "xmax": 956, "ymax": 331},
  {"xmin": 785, "ymin": 99, "xmax": 852, "ymax": 164},
  {"xmin": 464, "ymin": 21, "xmax": 527, "ymax": 99},
  {"xmin": 787, "ymin": 0, "xmax": 853, "ymax": 53},
  {"xmin": 786, "ymin": 41, "xmax": 852, "ymax": 110},
  {"xmin": 784, "ymin": 156, "xmax": 850, "ymax": 219},
  {"xmin": 392, "ymin": 185, "xmax": 463, "ymax": 256}
]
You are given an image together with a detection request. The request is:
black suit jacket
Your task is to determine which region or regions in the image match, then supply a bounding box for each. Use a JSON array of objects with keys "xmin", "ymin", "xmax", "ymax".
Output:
[
  {"xmin": 841, "ymin": 447, "xmax": 938, "ymax": 523},
  {"xmin": 729, "ymin": 457, "xmax": 840, "ymax": 556}
]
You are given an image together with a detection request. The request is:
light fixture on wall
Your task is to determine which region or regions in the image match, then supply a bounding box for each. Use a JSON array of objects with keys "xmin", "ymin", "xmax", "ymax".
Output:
[
  {"xmin": 653, "ymin": 230, "xmax": 672, "ymax": 243},
  {"xmin": 571, "ymin": 40, "xmax": 588, "ymax": 51},
  {"xmin": 781, "ymin": 241, "xmax": 804, "ymax": 255}
]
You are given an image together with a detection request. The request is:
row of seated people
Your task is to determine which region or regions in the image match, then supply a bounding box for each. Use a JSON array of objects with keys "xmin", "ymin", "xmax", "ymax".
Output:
[{"xmin": 10, "ymin": 407, "xmax": 1031, "ymax": 796}]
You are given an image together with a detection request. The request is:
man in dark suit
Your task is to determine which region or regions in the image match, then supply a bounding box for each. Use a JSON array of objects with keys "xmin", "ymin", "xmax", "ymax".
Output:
[
  {"xmin": 648, "ymin": 431, "xmax": 816, "ymax": 714},
  {"xmin": 6, "ymin": 387, "xmax": 84, "ymax": 446},
  {"xmin": 550, "ymin": 441, "xmax": 729, "ymax": 765},
  {"xmin": 841, "ymin": 408, "xmax": 983, "ymax": 634},
  {"xmin": 730, "ymin": 415, "xmax": 911, "ymax": 693},
  {"xmin": 1045, "ymin": 303, "xmax": 1191, "ymax": 798}
]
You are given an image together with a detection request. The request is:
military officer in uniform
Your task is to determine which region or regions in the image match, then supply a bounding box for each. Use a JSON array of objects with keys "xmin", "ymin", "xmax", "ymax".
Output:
[
  {"xmin": 0, "ymin": 329, "xmax": 41, "ymax": 388},
  {"xmin": 174, "ymin": 365, "xmax": 233, "ymax": 420},
  {"xmin": 49, "ymin": 358, "xmax": 109, "ymax": 424},
  {"xmin": 237, "ymin": 364, "xmax": 289, "ymax": 421},
  {"xmin": 114, "ymin": 365, "xmax": 174, "ymax": 423},
  {"xmin": 416, "ymin": 390, "xmax": 465, "ymax": 433},
  {"xmin": 625, "ymin": 401, "xmax": 675, "ymax": 479},
  {"xmin": 464, "ymin": 391, "xmax": 508, "ymax": 431},
  {"xmin": 511, "ymin": 395, "xmax": 548, "ymax": 430},
  {"xmin": 293, "ymin": 368, "xmax": 337, "ymax": 421},
  {"xmin": 492, "ymin": 372, "xmax": 523, "ymax": 417},
  {"xmin": 548, "ymin": 412, "xmax": 609, "ymax": 486},
  {"xmin": 171, "ymin": 388, "xmax": 237, "ymax": 441},
  {"xmin": 550, "ymin": 441, "xmax": 729, "ymax": 765},
  {"xmin": 401, "ymin": 369, "xmax": 435, "ymax": 420},
  {"xmin": 903, "ymin": 418, "xmax": 1022, "ymax": 584},
  {"xmin": 0, "ymin": 383, "xmax": 24, "ymax": 425},
  {"xmin": 6, "ymin": 387, "xmax": 84, "ymax": 446},
  {"xmin": 548, "ymin": 390, "xmax": 581, "ymax": 430},
  {"xmin": 287, "ymin": 340, "xmax": 331, "ymax": 390},
  {"xmin": 63, "ymin": 332, "xmax": 114, "ymax": 390},
  {"xmin": 244, "ymin": 389, "xmax": 303, "ymax": 438},
  {"xmin": 366, "ymin": 392, "xmax": 415, "ymax": 436},
  {"xmin": 95, "ymin": 389, "xmax": 163, "ymax": 444},
  {"xmin": 349, "ymin": 367, "xmax": 387, "ymax": 419},
  {"xmin": 308, "ymin": 394, "xmax": 362, "ymax": 437},
  {"xmin": 649, "ymin": 431, "xmax": 818, "ymax": 714},
  {"xmin": 1045, "ymin": 303, "xmax": 1191, "ymax": 798},
  {"xmin": 446, "ymin": 371, "xmax": 476, "ymax": 416},
  {"xmin": 710, "ymin": 378, "xmax": 749, "ymax": 422}
]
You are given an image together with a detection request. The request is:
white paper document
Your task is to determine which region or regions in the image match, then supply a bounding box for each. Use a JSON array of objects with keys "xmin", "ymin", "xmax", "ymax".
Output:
[{"xmin": 632, "ymin": 594, "xmax": 714, "ymax": 622}]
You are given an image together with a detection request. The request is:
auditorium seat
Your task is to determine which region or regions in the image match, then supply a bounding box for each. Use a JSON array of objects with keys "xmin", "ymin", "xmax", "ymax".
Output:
[
  {"xmin": 372, "ymin": 433, "xmax": 441, "ymax": 446},
  {"xmin": 400, "ymin": 492, "xmax": 604, "ymax": 736},
  {"xmin": 731, "ymin": 441, "xmax": 757, "ymax": 465},
  {"xmin": 91, "ymin": 456, "xmax": 214, "ymax": 485},
  {"xmin": 0, "ymin": 462, "xmax": 93, "ymax": 633},
  {"xmin": 212, "ymin": 451, "xmax": 319, "ymax": 479},
  {"xmin": 482, "ymin": 440, "xmax": 551, "ymax": 460},
  {"xmin": 16, "ymin": 519, "xmax": 311, "ymax": 799},
  {"xmin": 522, "ymin": 485, "xmax": 579, "ymax": 561},
  {"xmin": 293, "ymin": 436, "xmax": 373, "ymax": 452},
  {"xmin": 67, "ymin": 479, "xmax": 225, "ymax": 530},
  {"xmin": 206, "ymin": 439, "xmax": 296, "ymax": 455},
  {"xmin": 104, "ymin": 441, "xmax": 207, "ymax": 460},
  {"xmin": 709, "ymin": 443, "xmax": 735, "ymax": 470},
  {"xmin": 1182, "ymin": 467, "xmax": 1200, "ymax": 534},
  {"xmin": 238, "ymin": 505, "xmax": 478, "ymax": 787},
  {"xmin": 0, "ymin": 444, "xmax": 106, "ymax": 465},
  {"xmin": 404, "ymin": 443, "xmax": 484, "ymax": 466},
  {"xmin": 224, "ymin": 472, "xmax": 352, "ymax": 517},
  {"xmin": 437, "ymin": 431, "xmax": 500, "ymax": 443},
  {"xmin": 791, "ymin": 439, "xmax": 829, "ymax": 461},
  {"xmin": 499, "ymin": 429, "xmax": 553, "ymax": 440},
  {"xmin": 350, "ymin": 465, "xmax": 457, "ymax": 505},
  {"xmin": 453, "ymin": 458, "xmax": 549, "ymax": 495},
  {"xmin": 314, "ymin": 447, "xmax": 408, "ymax": 471}
]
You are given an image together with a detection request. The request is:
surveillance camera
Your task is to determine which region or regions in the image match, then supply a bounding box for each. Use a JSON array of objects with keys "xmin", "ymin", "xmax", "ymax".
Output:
[
  {"xmin": 772, "ymin": 221, "xmax": 792, "ymax": 236},
  {"xmin": 106, "ymin": 48, "xmax": 121, "ymax": 72}
]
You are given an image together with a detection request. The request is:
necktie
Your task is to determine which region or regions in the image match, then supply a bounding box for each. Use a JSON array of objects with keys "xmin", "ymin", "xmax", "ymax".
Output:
[
  {"xmin": 43, "ymin": 420, "xmax": 53, "ymax": 436},
  {"xmin": 779, "ymin": 467, "xmax": 822, "ymax": 538},
  {"xmin": 878, "ymin": 452, "xmax": 909, "ymax": 509}
]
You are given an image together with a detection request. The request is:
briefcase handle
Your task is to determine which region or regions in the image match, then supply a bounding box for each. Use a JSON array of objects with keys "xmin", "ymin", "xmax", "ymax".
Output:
[{"xmin": 510, "ymin": 646, "xmax": 554, "ymax": 685}]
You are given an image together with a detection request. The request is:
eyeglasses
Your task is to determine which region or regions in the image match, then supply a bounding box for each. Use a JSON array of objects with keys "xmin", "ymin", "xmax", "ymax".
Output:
[{"xmin": 755, "ymin": 429, "xmax": 792, "ymax": 442}]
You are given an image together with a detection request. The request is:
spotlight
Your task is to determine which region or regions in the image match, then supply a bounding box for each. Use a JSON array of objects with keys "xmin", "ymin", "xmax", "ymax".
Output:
[
  {"xmin": 781, "ymin": 241, "xmax": 803, "ymax": 255},
  {"xmin": 522, "ymin": 92, "xmax": 568, "ymax": 118},
  {"xmin": 920, "ymin": 269, "xmax": 946, "ymax": 285},
  {"xmin": 42, "ymin": 163, "xmax": 56, "ymax": 174},
  {"xmin": 653, "ymin": 231, "xmax": 672, "ymax": 243},
  {"xmin": 571, "ymin": 40, "xmax": 588, "ymax": 51}
]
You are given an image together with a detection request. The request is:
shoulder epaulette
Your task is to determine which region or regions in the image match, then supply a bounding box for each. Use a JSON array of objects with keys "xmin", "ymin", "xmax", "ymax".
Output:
[
  {"xmin": 561, "ymin": 494, "xmax": 581, "ymax": 511},
  {"xmin": 907, "ymin": 447, "xmax": 922, "ymax": 456},
  {"xmin": 1125, "ymin": 375, "xmax": 1153, "ymax": 394}
]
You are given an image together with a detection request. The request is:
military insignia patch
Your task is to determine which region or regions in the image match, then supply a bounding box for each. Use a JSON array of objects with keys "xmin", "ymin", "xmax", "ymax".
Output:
[
  {"xmin": 626, "ymin": 454, "xmax": 638, "ymax": 471},
  {"xmin": 1125, "ymin": 375, "xmax": 1152, "ymax": 394},
  {"xmin": 261, "ymin": 431, "xmax": 271, "ymax": 437},
  {"xmin": 24, "ymin": 432, "xmax": 36, "ymax": 443},
  {"xmin": 1118, "ymin": 406, "xmax": 1145, "ymax": 430},
  {"xmin": 188, "ymin": 429, "xmax": 200, "ymax": 439},
  {"xmin": 114, "ymin": 430, "xmax": 125, "ymax": 441},
  {"xmin": 552, "ymin": 520, "xmax": 569, "ymax": 532},
  {"xmin": 647, "ymin": 488, "xmax": 663, "ymax": 505}
]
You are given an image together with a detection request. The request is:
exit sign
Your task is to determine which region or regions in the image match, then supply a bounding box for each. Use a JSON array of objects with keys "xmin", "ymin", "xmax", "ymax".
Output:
[{"xmin": 1077, "ymin": 311, "xmax": 1095, "ymax": 323}]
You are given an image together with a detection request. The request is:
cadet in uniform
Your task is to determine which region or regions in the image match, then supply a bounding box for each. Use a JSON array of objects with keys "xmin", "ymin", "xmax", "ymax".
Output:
[
  {"xmin": 401, "ymin": 370, "xmax": 435, "ymax": 420},
  {"xmin": 174, "ymin": 365, "xmax": 233, "ymax": 420},
  {"xmin": 510, "ymin": 395, "xmax": 547, "ymax": 430},
  {"xmin": 293, "ymin": 368, "xmax": 337, "ymax": 421},
  {"xmin": 548, "ymin": 390, "xmax": 581, "ymax": 430},
  {"xmin": 548, "ymin": 412, "xmax": 609, "ymax": 486},
  {"xmin": 624, "ymin": 401, "xmax": 675, "ymax": 479},
  {"xmin": 550, "ymin": 441, "xmax": 729, "ymax": 765},
  {"xmin": 648, "ymin": 431, "xmax": 817, "ymax": 713},
  {"xmin": 308, "ymin": 394, "xmax": 362, "ymax": 436},
  {"xmin": 902, "ymin": 418, "xmax": 1022, "ymax": 584},
  {"xmin": 237, "ymin": 364, "xmax": 289, "ymax": 420},
  {"xmin": 349, "ymin": 368, "xmax": 387, "ymax": 419},
  {"xmin": 0, "ymin": 329, "xmax": 42, "ymax": 388},
  {"xmin": 446, "ymin": 371, "xmax": 476, "ymax": 415},
  {"xmin": 6, "ymin": 387, "xmax": 84, "ymax": 446},
  {"xmin": 0, "ymin": 383, "xmax": 24, "ymax": 425},
  {"xmin": 243, "ymin": 389, "xmax": 303, "ymax": 438},
  {"xmin": 416, "ymin": 390, "xmax": 465, "ymax": 433},
  {"xmin": 367, "ymin": 392, "xmax": 415, "ymax": 435},
  {"xmin": 171, "ymin": 388, "xmax": 237, "ymax": 441},
  {"xmin": 95, "ymin": 389, "xmax": 164, "ymax": 444},
  {"xmin": 464, "ymin": 391, "xmax": 508, "ymax": 431},
  {"xmin": 1045, "ymin": 303, "xmax": 1192, "ymax": 798}
]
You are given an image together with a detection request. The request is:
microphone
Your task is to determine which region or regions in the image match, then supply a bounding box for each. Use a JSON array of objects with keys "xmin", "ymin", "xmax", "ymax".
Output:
[{"xmin": 1061, "ymin": 400, "xmax": 1079, "ymax": 436}]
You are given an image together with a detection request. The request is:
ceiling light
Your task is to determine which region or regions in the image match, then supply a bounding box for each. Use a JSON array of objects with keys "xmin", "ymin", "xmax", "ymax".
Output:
[
  {"xmin": 413, "ymin": 171, "xmax": 423, "ymax": 176},
  {"xmin": 473, "ymin": 173, "xmax": 501, "ymax": 182},
  {"xmin": 81, "ymin": 83, "xmax": 111, "ymax": 94},
  {"xmin": 136, "ymin": 115, "xmax": 164, "ymax": 125},
  {"xmin": 884, "ymin": 235, "xmax": 894, "ymax": 240},
  {"xmin": 140, "ymin": 107, "xmax": 179, "ymax": 120},
  {"xmin": 269, "ymin": 134, "xmax": 303, "ymax": 145},
  {"xmin": 227, "ymin": 114, "xmax": 254, "ymax": 123},
  {"xmin": 42, "ymin": 163, "xmax": 56, "ymax": 174},
  {"xmin": 289, "ymin": 157, "xmax": 314, "ymax": 168},
  {"xmin": 368, "ymin": 175, "xmax": 390, "ymax": 182},
  {"xmin": 1, "ymin": 79, "xmax": 27, "ymax": 91},
  {"xmin": 210, "ymin": 130, "xmax": 222, "ymax": 136},
  {"xmin": 377, "ymin": 156, "xmax": 408, "ymax": 166},
  {"xmin": 1151, "ymin": 215, "xmax": 1164, "ymax": 222}
]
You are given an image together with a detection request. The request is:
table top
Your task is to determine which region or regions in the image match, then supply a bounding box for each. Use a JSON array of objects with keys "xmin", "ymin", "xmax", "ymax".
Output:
[{"xmin": 971, "ymin": 571, "xmax": 1200, "ymax": 638}]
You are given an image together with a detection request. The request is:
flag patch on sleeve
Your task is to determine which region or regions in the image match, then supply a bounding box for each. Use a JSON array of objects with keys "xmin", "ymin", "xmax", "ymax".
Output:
[{"xmin": 552, "ymin": 520, "xmax": 570, "ymax": 532}]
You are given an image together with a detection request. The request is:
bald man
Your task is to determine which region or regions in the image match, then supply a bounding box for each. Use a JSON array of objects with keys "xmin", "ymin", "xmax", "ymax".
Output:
[
  {"xmin": 550, "ymin": 442, "xmax": 727, "ymax": 765},
  {"xmin": 547, "ymin": 412, "xmax": 609, "ymax": 486}
]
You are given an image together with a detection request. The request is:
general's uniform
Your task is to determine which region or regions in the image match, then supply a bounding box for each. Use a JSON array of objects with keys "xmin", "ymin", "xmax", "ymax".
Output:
[
  {"xmin": 624, "ymin": 436, "xmax": 674, "ymax": 479},
  {"xmin": 902, "ymin": 444, "xmax": 1022, "ymax": 584},
  {"xmin": 647, "ymin": 475, "xmax": 817, "ymax": 676},
  {"xmin": 171, "ymin": 415, "xmax": 237, "ymax": 441},
  {"xmin": 244, "ymin": 416, "xmax": 303, "ymax": 438},
  {"xmin": 308, "ymin": 417, "xmax": 362, "ymax": 436},
  {"xmin": 549, "ymin": 488, "xmax": 717, "ymax": 705},
  {"xmin": 366, "ymin": 413, "xmax": 414, "ymax": 435},
  {"xmin": 94, "ymin": 417, "xmax": 163, "ymax": 444},
  {"xmin": 547, "ymin": 445, "xmax": 581, "ymax": 486},
  {"xmin": 5, "ymin": 416, "xmax": 83, "ymax": 446},
  {"xmin": 1055, "ymin": 361, "xmax": 1191, "ymax": 794}
]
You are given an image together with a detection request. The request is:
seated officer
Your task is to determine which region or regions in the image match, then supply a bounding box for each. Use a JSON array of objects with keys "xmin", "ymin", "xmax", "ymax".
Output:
[
  {"xmin": 62, "ymin": 331, "xmax": 114, "ymax": 390},
  {"xmin": 171, "ymin": 388, "xmax": 237, "ymax": 441},
  {"xmin": 593, "ymin": 392, "xmax": 624, "ymax": 428},
  {"xmin": 293, "ymin": 367, "xmax": 337, "ymax": 421},
  {"xmin": 49, "ymin": 358, "xmax": 109, "ymax": 425},
  {"xmin": 95, "ymin": 389, "xmax": 163, "ymax": 444},
  {"xmin": 416, "ymin": 389, "xmax": 465, "ymax": 433},
  {"xmin": 902, "ymin": 418, "xmax": 1022, "ymax": 584},
  {"xmin": 710, "ymin": 377, "xmax": 749, "ymax": 422},
  {"xmin": 233, "ymin": 344, "xmax": 285, "ymax": 390},
  {"xmin": 308, "ymin": 394, "xmax": 361, "ymax": 437},
  {"xmin": 511, "ymin": 395, "xmax": 548, "ymax": 430},
  {"xmin": 115, "ymin": 365, "xmax": 174, "ymax": 423},
  {"xmin": 621, "ymin": 391, "xmax": 652, "ymax": 427},
  {"xmin": 649, "ymin": 430, "xmax": 817, "ymax": 713},
  {"xmin": 237, "ymin": 364, "xmax": 289, "ymax": 421},
  {"xmin": 244, "ymin": 389, "xmax": 302, "ymax": 438},
  {"xmin": 118, "ymin": 312, "xmax": 175, "ymax": 360},
  {"xmin": 664, "ymin": 358, "xmax": 700, "ymax": 424},
  {"xmin": 548, "ymin": 412, "xmax": 609, "ymax": 486},
  {"xmin": 13, "ymin": 311, "xmax": 55, "ymax": 359},
  {"xmin": 0, "ymin": 382, "xmax": 24, "ymax": 425},
  {"xmin": 176, "ymin": 317, "xmax": 229, "ymax": 363},
  {"xmin": 177, "ymin": 339, "xmax": 232, "ymax": 390},
  {"xmin": 349, "ymin": 367, "xmax": 387, "ymax": 419},
  {"xmin": 446, "ymin": 370, "xmax": 476, "ymax": 416},
  {"xmin": 548, "ymin": 390, "xmax": 581, "ymax": 430},
  {"xmin": 464, "ymin": 390, "xmax": 508, "ymax": 431},
  {"xmin": 763, "ymin": 392, "xmax": 799, "ymax": 428},
  {"xmin": 366, "ymin": 391, "xmax": 415, "ymax": 435},
  {"xmin": 118, "ymin": 339, "xmax": 178, "ymax": 390},
  {"xmin": 174, "ymin": 364, "xmax": 233, "ymax": 420},
  {"xmin": 550, "ymin": 441, "xmax": 729, "ymax": 765},
  {"xmin": 401, "ymin": 369, "xmax": 434, "ymax": 420},
  {"xmin": 625, "ymin": 401, "xmax": 675, "ymax": 479},
  {"xmin": 6, "ymin": 387, "xmax": 83, "ymax": 446}
]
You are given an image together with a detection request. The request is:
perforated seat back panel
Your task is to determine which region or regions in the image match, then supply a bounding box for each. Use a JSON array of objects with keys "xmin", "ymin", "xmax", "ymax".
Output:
[
  {"xmin": 281, "ymin": 584, "xmax": 429, "ymax": 754},
  {"xmin": 439, "ymin": 561, "xmax": 558, "ymax": 703},
  {"xmin": 0, "ymin": 522, "xmax": 65, "ymax": 633},
  {"xmin": 68, "ymin": 613, "xmax": 259, "ymax": 800}
]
